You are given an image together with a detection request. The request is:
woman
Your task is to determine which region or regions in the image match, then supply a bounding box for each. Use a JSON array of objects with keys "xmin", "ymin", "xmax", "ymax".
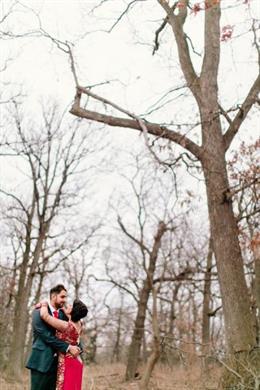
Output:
[{"xmin": 40, "ymin": 299, "xmax": 88, "ymax": 390}]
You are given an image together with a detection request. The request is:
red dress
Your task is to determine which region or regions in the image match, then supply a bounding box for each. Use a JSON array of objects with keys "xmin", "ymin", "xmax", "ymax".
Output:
[{"xmin": 56, "ymin": 321, "xmax": 83, "ymax": 390}]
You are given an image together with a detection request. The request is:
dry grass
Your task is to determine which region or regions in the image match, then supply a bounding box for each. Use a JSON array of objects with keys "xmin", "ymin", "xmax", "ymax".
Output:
[
  {"xmin": 0, "ymin": 371, "xmax": 29, "ymax": 390},
  {"xmin": 0, "ymin": 363, "xmax": 221, "ymax": 389},
  {"xmin": 84, "ymin": 362, "xmax": 221, "ymax": 389}
]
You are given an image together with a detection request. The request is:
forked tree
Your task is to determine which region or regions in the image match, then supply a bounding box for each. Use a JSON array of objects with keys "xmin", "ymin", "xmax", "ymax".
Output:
[{"xmin": 69, "ymin": 0, "xmax": 260, "ymax": 384}]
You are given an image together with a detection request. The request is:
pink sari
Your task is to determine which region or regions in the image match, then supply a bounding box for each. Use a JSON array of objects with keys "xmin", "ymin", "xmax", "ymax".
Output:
[{"xmin": 56, "ymin": 321, "xmax": 83, "ymax": 390}]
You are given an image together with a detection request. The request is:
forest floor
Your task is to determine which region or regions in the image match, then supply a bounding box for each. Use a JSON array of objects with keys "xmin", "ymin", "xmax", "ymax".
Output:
[
  {"xmin": 0, "ymin": 363, "xmax": 221, "ymax": 389},
  {"xmin": 84, "ymin": 363, "xmax": 221, "ymax": 389}
]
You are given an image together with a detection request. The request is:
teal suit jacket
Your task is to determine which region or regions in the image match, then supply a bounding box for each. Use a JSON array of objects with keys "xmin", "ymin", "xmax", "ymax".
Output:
[{"xmin": 26, "ymin": 308, "xmax": 69, "ymax": 373}]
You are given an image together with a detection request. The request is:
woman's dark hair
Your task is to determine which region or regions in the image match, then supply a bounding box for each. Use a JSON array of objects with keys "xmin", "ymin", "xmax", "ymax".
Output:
[{"xmin": 71, "ymin": 299, "xmax": 88, "ymax": 322}]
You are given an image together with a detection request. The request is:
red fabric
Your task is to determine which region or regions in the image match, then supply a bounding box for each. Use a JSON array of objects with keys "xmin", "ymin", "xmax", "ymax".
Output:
[
  {"xmin": 63, "ymin": 355, "xmax": 83, "ymax": 390},
  {"xmin": 53, "ymin": 310, "xmax": 59, "ymax": 318},
  {"xmin": 56, "ymin": 322, "xmax": 83, "ymax": 390}
]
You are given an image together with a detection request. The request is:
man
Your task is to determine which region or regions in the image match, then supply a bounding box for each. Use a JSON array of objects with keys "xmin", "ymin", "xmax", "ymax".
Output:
[{"xmin": 26, "ymin": 284, "xmax": 80, "ymax": 390}]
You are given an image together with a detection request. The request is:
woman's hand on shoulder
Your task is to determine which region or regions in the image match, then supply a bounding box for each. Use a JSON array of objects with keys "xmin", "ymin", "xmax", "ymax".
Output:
[
  {"xmin": 35, "ymin": 301, "xmax": 48, "ymax": 309},
  {"xmin": 40, "ymin": 301, "xmax": 49, "ymax": 319}
]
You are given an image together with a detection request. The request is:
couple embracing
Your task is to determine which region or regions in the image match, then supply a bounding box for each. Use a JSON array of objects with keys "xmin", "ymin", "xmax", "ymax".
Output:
[{"xmin": 26, "ymin": 284, "xmax": 88, "ymax": 390}]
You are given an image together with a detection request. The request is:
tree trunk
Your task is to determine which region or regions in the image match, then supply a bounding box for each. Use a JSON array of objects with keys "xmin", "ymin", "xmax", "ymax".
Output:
[
  {"xmin": 139, "ymin": 287, "xmax": 161, "ymax": 390},
  {"xmin": 6, "ymin": 234, "xmax": 45, "ymax": 379},
  {"xmin": 125, "ymin": 221, "xmax": 166, "ymax": 381},
  {"xmin": 252, "ymin": 233, "xmax": 260, "ymax": 346},
  {"xmin": 203, "ymin": 152, "xmax": 259, "ymax": 387},
  {"xmin": 202, "ymin": 145, "xmax": 255, "ymax": 353},
  {"xmin": 6, "ymin": 266, "xmax": 32, "ymax": 379},
  {"xmin": 112, "ymin": 307, "xmax": 122, "ymax": 363},
  {"xmin": 162, "ymin": 285, "xmax": 179, "ymax": 364},
  {"xmin": 142, "ymin": 332, "xmax": 147, "ymax": 362},
  {"xmin": 126, "ymin": 281, "xmax": 150, "ymax": 380},
  {"xmin": 201, "ymin": 238, "xmax": 213, "ymax": 356}
]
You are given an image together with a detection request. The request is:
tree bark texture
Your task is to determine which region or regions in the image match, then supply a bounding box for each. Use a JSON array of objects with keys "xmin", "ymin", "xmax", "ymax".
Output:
[
  {"xmin": 139, "ymin": 287, "xmax": 161, "ymax": 390},
  {"xmin": 201, "ymin": 238, "xmax": 213, "ymax": 356},
  {"xmin": 201, "ymin": 118, "xmax": 255, "ymax": 352},
  {"xmin": 7, "ymin": 230, "xmax": 46, "ymax": 379},
  {"xmin": 252, "ymin": 234, "xmax": 260, "ymax": 346},
  {"xmin": 125, "ymin": 222, "xmax": 166, "ymax": 380}
]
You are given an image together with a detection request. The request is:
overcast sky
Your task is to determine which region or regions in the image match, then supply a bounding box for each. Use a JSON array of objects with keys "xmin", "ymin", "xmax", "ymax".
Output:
[
  {"xmin": 1, "ymin": 0, "xmax": 258, "ymax": 214},
  {"xmin": 0, "ymin": 0, "xmax": 258, "ymax": 234},
  {"xmin": 0, "ymin": 0, "xmax": 259, "ymax": 301},
  {"xmin": 1, "ymin": 0, "xmax": 258, "ymax": 135}
]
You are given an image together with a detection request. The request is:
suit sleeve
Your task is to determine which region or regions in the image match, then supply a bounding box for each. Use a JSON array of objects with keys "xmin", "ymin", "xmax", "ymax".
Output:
[{"xmin": 32, "ymin": 309, "xmax": 69, "ymax": 353}]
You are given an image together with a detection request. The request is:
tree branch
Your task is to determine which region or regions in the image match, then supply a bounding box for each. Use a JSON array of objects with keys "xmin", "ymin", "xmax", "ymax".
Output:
[
  {"xmin": 223, "ymin": 74, "xmax": 260, "ymax": 151},
  {"xmin": 153, "ymin": 15, "xmax": 168, "ymax": 55},
  {"xmin": 201, "ymin": 1, "xmax": 221, "ymax": 82},
  {"xmin": 117, "ymin": 215, "xmax": 151, "ymax": 255},
  {"xmin": 91, "ymin": 275, "xmax": 139, "ymax": 303},
  {"xmin": 157, "ymin": 0, "xmax": 201, "ymax": 102},
  {"xmin": 153, "ymin": 267, "xmax": 193, "ymax": 285},
  {"xmin": 70, "ymin": 87, "xmax": 202, "ymax": 159}
]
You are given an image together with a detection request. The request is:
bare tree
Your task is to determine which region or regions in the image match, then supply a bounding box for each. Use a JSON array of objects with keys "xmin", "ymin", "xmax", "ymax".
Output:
[
  {"xmin": 93, "ymin": 153, "xmax": 198, "ymax": 380},
  {"xmin": 0, "ymin": 101, "xmax": 103, "ymax": 379},
  {"xmin": 139, "ymin": 284, "xmax": 161, "ymax": 390},
  {"xmin": 228, "ymin": 140, "xmax": 260, "ymax": 347},
  {"xmin": 68, "ymin": 2, "xmax": 259, "ymax": 383},
  {"xmin": 110, "ymin": 292, "xmax": 125, "ymax": 363},
  {"xmin": 123, "ymin": 219, "xmax": 168, "ymax": 380}
]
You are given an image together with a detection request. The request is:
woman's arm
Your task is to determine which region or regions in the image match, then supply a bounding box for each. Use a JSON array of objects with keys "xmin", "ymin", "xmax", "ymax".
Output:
[
  {"xmin": 40, "ymin": 303, "xmax": 69, "ymax": 333},
  {"xmin": 32, "ymin": 310, "xmax": 69, "ymax": 352}
]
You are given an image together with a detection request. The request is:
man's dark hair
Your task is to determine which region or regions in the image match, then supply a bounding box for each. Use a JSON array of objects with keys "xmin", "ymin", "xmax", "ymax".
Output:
[
  {"xmin": 50, "ymin": 284, "xmax": 67, "ymax": 298},
  {"xmin": 71, "ymin": 299, "xmax": 88, "ymax": 322}
]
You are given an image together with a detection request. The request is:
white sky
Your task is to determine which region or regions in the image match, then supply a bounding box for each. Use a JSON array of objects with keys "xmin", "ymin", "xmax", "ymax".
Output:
[
  {"xmin": 0, "ymin": 0, "xmax": 259, "ymax": 302},
  {"xmin": 1, "ymin": 0, "xmax": 258, "ymax": 214},
  {"xmin": 1, "ymin": 2, "xmax": 258, "ymax": 174}
]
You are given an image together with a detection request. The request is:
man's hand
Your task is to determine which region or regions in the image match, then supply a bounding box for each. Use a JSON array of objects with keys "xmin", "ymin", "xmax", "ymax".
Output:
[{"xmin": 68, "ymin": 345, "xmax": 80, "ymax": 357}]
